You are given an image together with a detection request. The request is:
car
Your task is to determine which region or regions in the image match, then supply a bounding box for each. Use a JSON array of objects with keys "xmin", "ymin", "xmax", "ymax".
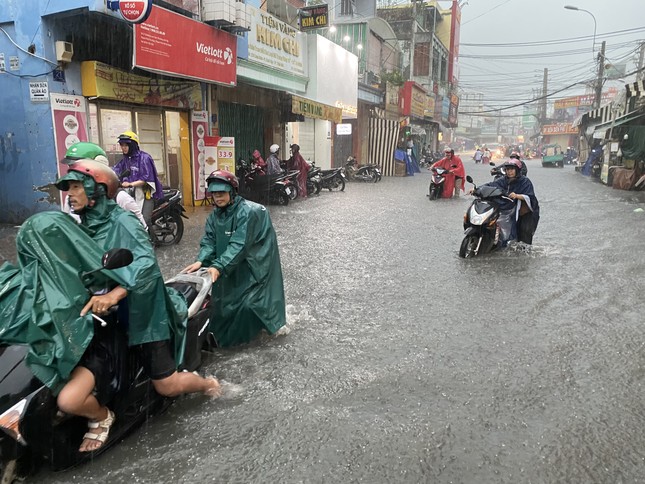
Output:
[{"xmin": 541, "ymin": 144, "xmax": 565, "ymax": 168}]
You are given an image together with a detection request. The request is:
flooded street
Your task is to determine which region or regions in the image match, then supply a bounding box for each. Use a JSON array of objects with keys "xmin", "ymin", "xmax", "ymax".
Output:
[{"xmin": 31, "ymin": 161, "xmax": 645, "ymax": 483}]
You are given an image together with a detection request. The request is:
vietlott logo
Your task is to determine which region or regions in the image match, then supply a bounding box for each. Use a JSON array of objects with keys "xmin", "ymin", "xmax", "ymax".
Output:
[{"xmin": 53, "ymin": 96, "xmax": 82, "ymax": 109}]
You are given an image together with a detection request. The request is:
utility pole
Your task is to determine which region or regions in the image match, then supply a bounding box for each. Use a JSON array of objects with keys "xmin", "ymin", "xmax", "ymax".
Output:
[
  {"xmin": 409, "ymin": 0, "xmax": 417, "ymax": 81},
  {"xmin": 540, "ymin": 68, "xmax": 548, "ymax": 123},
  {"xmin": 594, "ymin": 41, "xmax": 606, "ymax": 109},
  {"xmin": 637, "ymin": 41, "xmax": 645, "ymax": 81}
]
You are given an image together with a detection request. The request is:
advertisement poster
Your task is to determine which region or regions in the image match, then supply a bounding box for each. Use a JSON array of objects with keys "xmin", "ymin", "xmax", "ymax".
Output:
[
  {"xmin": 50, "ymin": 93, "xmax": 89, "ymax": 178},
  {"xmin": 191, "ymin": 111, "xmax": 209, "ymax": 201},
  {"xmin": 216, "ymin": 137, "xmax": 235, "ymax": 172},
  {"xmin": 134, "ymin": 6, "xmax": 237, "ymax": 85}
]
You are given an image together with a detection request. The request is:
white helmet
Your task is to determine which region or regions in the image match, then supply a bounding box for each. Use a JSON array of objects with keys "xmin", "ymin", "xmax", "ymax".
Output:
[{"xmin": 270, "ymin": 144, "xmax": 280, "ymax": 154}]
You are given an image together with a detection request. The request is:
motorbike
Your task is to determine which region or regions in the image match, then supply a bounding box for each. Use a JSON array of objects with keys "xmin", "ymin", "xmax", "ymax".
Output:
[
  {"xmin": 344, "ymin": 156, "xmax": 382, "ymax": 183},
  {"xmin": 427, "ymin": 167, "xmax": 451, "ymax": 200},
  {"xmin": 306, "ymin": 166, "xmax": 322, "ymax": 196},
  {"xmin": 237, "ymin": 158, "xmax": 293, "ymax": 206},
  {"xmin": 149, "ymin": 188, "xmax": 187, "ymax": 246},
  {"xmin": 312, "ymin": 162, "xmax": 345, "ymax": 192},
  {"xmin": 0, "ymin": 249, "xmax": 215, "ymax": 481},
  {"xmin": 118, "ymin": 170, "xmax": 186, "ymax": 247},
  {"xmin": 459, "ymin": 175, "xmax": 517, "ymax": 258}
]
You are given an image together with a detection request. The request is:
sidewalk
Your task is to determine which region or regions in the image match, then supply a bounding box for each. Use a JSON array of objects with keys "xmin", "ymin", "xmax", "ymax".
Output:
[{"xmin": 0, "ymin": 224, "xmax": 19, "ymax": 265}]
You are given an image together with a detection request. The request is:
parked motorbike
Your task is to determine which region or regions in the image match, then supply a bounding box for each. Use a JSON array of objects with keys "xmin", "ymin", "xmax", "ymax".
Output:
[
  {"xmin": 306, "ymin": 166, "xmax": 322, "ymax": 196},
  {"xmin": 0, "ymin": 249, "xmax": 215, "ymax": 481},
  {"xmin": 459, "ymin": 175, "xmax": 517, "ymax": 258},
  {"xmin": 312, "ymin": 162, "xmax": 346, "ymax": 192},
  {"xmin": 344, "ymin": 156, "xmax": 382, "ymax": 183},
  {"xmin": 150, "ymin": 188, "xmax": 187, "ymax": 246},
  {"xmin": 427, "ymin": 167, "xmax": 451, "ymax": 200},
  {"xmin": 237, "ymin": 158, "xmax": 292, "ymax": 205}
]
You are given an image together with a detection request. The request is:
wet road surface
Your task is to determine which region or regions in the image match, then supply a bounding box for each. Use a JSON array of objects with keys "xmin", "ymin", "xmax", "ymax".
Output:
[{"xmin": 16, "ymin": 159, "xmax": 645, "ymax": 483}]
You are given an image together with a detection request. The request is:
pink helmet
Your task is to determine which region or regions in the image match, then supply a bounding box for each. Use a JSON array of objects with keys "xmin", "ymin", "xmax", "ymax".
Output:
[{"xmin": 502, "ymin": 158, "xmax": 523, "ymax": 171}]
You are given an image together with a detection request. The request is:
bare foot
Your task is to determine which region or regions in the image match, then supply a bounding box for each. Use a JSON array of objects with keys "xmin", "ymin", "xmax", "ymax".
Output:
[{"xmin": 204, "ymin": 376, "xmax": 221, "ymax": 398}]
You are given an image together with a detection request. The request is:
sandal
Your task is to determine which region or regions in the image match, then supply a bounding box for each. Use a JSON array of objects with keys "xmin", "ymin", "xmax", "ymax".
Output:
[{"xmin": 80, "ymin": 409, "xmax": 115, "ymax": 452}]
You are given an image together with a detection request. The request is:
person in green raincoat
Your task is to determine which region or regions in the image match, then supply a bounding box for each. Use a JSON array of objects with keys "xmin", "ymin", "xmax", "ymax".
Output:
[
  {"xmin": 0, "ymin": 159, "xmax": 219, "ymax": 453},
  {"xmin": 183, "ymin": 170, "xmax": 286, "ymax": 347}
]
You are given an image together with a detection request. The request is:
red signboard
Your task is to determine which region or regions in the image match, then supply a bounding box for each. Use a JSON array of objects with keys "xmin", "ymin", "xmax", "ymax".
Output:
[
  {"xmin": 134, "ymin": 6, "xmax": 237, "ymax": 86},
  {"xmin": 399, "ymin": 81, "xmax": 427, "ymax": 119},
  {"xmin": 119, "ymin": 0, "xmax": 152, "ymax": 23}
]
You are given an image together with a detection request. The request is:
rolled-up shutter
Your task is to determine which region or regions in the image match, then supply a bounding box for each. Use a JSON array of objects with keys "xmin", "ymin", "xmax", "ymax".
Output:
[{"xmin": 369, "ymin": 117, "xmax": 399, "ymax": 176}]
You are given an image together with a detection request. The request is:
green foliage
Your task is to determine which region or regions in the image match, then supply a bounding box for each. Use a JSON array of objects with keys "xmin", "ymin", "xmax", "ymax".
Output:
[{"xmin": 380, "ymin": 69, "xmax": 405, "ymax": 86}]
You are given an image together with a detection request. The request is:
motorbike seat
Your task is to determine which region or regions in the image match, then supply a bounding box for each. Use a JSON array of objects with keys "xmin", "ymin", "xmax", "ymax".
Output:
[{"xmin": 166, "ymin": 281, "xmax": 199, "ymax": 307}]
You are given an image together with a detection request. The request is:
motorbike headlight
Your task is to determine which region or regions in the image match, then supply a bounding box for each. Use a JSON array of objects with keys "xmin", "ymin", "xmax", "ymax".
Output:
[
  {"xmin": 469, "ymin": 206, "xmax": 492, "ymax": 226},
  {"xmin": 0, "ymin": 399, "xmax": 28, "ymax": 444}
]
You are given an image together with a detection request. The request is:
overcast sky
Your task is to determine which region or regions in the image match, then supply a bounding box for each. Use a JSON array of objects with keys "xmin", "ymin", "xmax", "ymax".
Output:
[{"xmin": 453, "ymin": 0, "xmax": 645, "ymax": 114}]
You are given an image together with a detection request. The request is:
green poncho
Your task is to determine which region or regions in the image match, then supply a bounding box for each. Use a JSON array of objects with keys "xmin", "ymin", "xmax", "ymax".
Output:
[
  {"xmin": 0, "ymin": 201, "xmax": 187, "ymax": 393},
  {"xmin": 197, "ymin": 196, "xmax": 286, "ymax": 347}
]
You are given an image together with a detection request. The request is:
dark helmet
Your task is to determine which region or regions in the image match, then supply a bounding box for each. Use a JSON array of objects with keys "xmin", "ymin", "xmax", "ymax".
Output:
[
  {"xmin": 56, "ymin": 158, "xmax": 120, "ymax": 199},
  {"xmin": 509, "ymin": 151, "xmax": 521, "ymax": 160},
  {"xmin": 206, "ymin": 170, "xmax": 239, "ymax": 193}
]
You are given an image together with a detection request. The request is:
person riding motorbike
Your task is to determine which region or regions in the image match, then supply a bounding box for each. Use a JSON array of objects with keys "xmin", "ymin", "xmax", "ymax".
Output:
[
  {"xmin": 112, "ymin": 131, "xmax": 164, "ymax": 227},
  {"xmin": 509, "ymin": 151, "xmax": 528, "ymax": 176},
  {"xmin": 183, "ymin": 170, "xmax": 286, "ymax": 347},
  {"xmin": 474, "ymin": 158, "xmax": 540, "ymax": 245},
  {"xmin": 61, "ymin": 142, "xmax": 147, "ymax": 229},
  {"xmin": 55, "ymin": 159, "xmax": 219, "ymax": 451},
  {"xmin": 431, "ymin": 148, "xmax": 466, "ymax": 198},
  {"xmin": 266, "ymin": 144, "xmax": 283, "ymax": 176}
]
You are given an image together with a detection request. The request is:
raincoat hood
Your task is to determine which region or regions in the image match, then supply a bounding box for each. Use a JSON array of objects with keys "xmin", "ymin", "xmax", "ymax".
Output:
[{"xmin": 55, "ymin": 170, "xmax": 103, "ymax": 200}]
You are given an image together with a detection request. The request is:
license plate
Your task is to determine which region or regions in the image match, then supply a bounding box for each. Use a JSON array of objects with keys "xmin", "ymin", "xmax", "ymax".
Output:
[{"xmin": 285, "ymin": 187, "xmax": 291, "ymax": 195}]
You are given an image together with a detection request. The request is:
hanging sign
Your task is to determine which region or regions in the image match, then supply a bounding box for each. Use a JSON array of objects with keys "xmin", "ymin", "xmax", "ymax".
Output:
[
  {"xmin": 299, "ymin": 4, "xmax": 328, "ymax": 31},
  {"xmin": 108, "ymin": 0, "xmax": 153, "ymax": 24},
  {"xmin": 191, "ymin": 111, "xmax": 209, "ymax": 201}
]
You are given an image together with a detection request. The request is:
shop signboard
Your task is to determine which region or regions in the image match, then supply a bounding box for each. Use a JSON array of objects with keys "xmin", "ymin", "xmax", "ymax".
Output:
[
  {"xmin": 134, "ymin": 6, "xmax": 237, "ymax": 86},
  {"xmin": 299, "ymin": 4, "xmax": 328, "ymax": 31},
  {"xmin": 400, "ymin": 81, "xmax": 426, "ymax": 119},
  {"xmin": 336, "ymin": 123, "xmax": 352, "ymax": 135},
  {"xmin": 247, "ymin": 5, "xmax": 306, "ymax": 77},
  {"xmin": 216, "ymin": 137, "xmax": 235, "ymax": 172},
  {"xmin": 424, "ymin": 95, "xmax": 435, "ymax": 118},
  {"xmin": 81, "ymin": 61, "xmax": 202, "ymax": 110},
  {"xmin": 291, "ymin": 95, "xmax": 342, "ymax": 124},
  {"xmin": 118, "ymin": 0, "xmax": 152, "ymax": 24},
  {"xmin": 541, "ymin": 123, "xmax": 577, "ymax": 135},
  {"xmin": 191, "ymin": 111, "xmax": 209, "ymax": 201}
]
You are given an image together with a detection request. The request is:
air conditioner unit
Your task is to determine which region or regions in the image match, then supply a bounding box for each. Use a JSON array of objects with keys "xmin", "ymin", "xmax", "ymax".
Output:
[
  {"xmin": 55, "ymin": 41, "xmax": 73, "ymax": 63},
  {"xmin": 203, "ymin": 0, "xmax": 235, "ymax": 24}
]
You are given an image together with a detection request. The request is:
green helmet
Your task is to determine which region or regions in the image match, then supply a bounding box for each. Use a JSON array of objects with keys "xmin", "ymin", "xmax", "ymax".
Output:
[{"xmin": 62, "ymin": 142, "xmax": 109, "ymax": 165}]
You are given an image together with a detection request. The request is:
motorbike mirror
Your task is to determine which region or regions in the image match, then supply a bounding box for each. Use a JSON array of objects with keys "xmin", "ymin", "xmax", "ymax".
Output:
[
  {"xmin": 489, "ymin": 162, "xmax": 495, "ymax": 166},
  {"xmin": 466, "ymin": 175, "xmax": 474, "ymax": 184},
  {"xmin": 102, "ymin": 248, "xmax": 134, "ymax": 270}
]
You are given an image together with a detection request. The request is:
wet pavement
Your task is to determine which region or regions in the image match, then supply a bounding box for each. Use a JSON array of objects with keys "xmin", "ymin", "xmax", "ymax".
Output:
[{"xmin": 7, "ymin": 159, "xmax": 645, "ymax": 483}]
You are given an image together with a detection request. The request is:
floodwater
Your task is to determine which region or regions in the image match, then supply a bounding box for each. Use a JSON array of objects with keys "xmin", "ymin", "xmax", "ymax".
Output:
[{"xmin": 32, "ymin": 160, "xmax": 645, "ymax": 483}]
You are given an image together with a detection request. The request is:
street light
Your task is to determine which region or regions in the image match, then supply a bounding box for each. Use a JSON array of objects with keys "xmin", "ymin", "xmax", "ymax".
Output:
[{"xmin": 564, "ymin": 5, "xmax": 597, "ymax": 59}]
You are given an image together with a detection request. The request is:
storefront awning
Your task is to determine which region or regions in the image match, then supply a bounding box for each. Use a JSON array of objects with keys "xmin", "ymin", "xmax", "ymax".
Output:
[{"xmin": 593, "ymin": 111, "xmax": 645, "ymax": 132}]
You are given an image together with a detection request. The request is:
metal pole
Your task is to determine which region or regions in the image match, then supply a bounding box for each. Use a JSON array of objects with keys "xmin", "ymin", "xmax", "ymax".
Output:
[
  {"xmin": 637, "ymin": 42, "xmax": 645, "ymax": 81},
  {"xmin": 409, "ymin": 0, "xmax": 417, "ymax": 81}
]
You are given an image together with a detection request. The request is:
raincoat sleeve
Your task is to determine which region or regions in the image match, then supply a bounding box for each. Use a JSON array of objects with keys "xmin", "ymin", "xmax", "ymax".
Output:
[
  {"xmin": 210, "ymin": 208, "xmax": 256, "ymax": 276},
  {"xmin": 196, "ymin": 212, "xmax": 218, "ymax": 265}
]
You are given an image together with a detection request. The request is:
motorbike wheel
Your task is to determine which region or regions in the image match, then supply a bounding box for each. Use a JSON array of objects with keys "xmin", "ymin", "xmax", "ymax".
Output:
[
  {"xmin": 314, "ymin": 181, "xmax": 322, "ymax": 195},
  {"xmin": 368, "ymin": 168, "xmax": 379, "ymax": 183},
  {"xmin": 459, "ymin": 235, "xmax": 479, "ymax": 258},
  {"xmin": 276, "ymin": 192, "xmax": 290, "ymax": 206},
  {"xmin": 150, "ymin": 211, "xmax": 184, "ymax": 246},
  {"xmin": 428, "ymin": 185, "xmax": 439, "ymax": 200},
  {"xmin": 328, "ymin": 175, "xmax": 345, "ymax": 192},
  {"xmin": 288, "ymin": 185, "xmax": 298, "ymax": 201}
]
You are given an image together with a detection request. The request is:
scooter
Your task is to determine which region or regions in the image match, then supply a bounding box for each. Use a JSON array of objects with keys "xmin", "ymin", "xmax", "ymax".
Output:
[
  {"xmin": 344, "ymin": 156, "xmax": 382, "ymax": 183},
  {"xmin": 0, "ymin": 249, "xmax": 215, "ymax": 481},
  {"xmin": 459, "ymin": 175, "xmax": 517, "ymax": 258},
  {"xmin": 237, "ymin": 158, "xmax": 292, "ymax": 205},
  {"xmin": 313, "ymin": 162, "xmax": 345, "ymax": 192},
  {"xmin": 150, "ymin": 188, "xmax": 187, "ymax": 246},
  {"xmin": 427, "ymin": 167, "xmax": 450, "ymax": 200},
  {"xmin": 306, "ymin": 166, "xmax": 322, "ymax": 196}
]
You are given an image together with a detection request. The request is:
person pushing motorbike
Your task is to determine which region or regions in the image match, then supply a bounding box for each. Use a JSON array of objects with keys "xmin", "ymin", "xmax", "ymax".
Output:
[{"xmin": 183, "ymin": 170, "xmax": 286, "ymax": 347}]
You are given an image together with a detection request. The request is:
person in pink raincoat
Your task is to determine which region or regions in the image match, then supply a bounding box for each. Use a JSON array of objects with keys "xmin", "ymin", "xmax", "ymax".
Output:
[
  {"xmin": 288, "ymin": 144, "xmax": 311, "ymax": 199},
  {"xmin": 431, "ymin": 148, "xmax": 466, "ymax": 198}
]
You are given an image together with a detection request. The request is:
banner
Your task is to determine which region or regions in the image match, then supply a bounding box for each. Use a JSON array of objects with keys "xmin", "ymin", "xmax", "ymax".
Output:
[
  {"xmin": 134, "ymin": 6, "xmax": 237, "ymax": 86},
  {"xmin": 541, "ymin": 123, "xmax": 578, "ymax": 135},
  {"xmin": 191, "ymin": 111, "xmax": 209, "ymax": 201},
  {"xmin": 299, "ymin": 4, "xmax": 328, "ymax": 31},
  {"xmin": 81, "ymin": 61, "xmax": 202, "ymax": 110},
  {"xmin": 291, "ymin": 95, "xmax": 342, "ymax": 124},
  {"xmin": 50, "ymin": 94, "xmax": 89, "ymax": 177}
]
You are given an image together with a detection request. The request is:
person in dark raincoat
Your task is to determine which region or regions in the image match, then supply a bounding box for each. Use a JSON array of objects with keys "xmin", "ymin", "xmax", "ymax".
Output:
[
  {"xmin": 288, "ymin": 144, "xmax": 311, "ymax": 198},
  {"xmin": 0, "ymin": 159, "xmax": 219, "ymax": 453},
  {"xmin": 112, "ymin": 130, "xmax": 164, "ymax": 226},
  {"xmin": 183, "ymin": 170, "xmax": 286, "ymax": 347},
  {"xmin": 479, "ymin": 158, "xmax": 540, "ymax": 244}
]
